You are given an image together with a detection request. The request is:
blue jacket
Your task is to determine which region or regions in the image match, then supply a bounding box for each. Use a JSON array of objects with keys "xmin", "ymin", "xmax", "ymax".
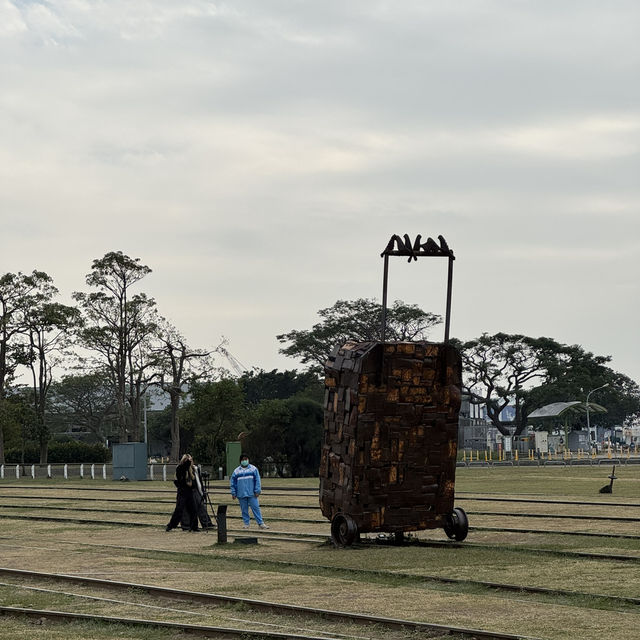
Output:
[{"xmin": 230, "ymin": 464, "xmax": 262, "ymax": 498}]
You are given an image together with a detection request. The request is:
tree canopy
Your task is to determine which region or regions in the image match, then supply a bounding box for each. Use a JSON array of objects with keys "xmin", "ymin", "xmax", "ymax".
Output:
[
  {"xmin": 238, "ymin": 369, "xmax": 322, "ymax": 405},
  {"xmin": 457, "ymin": 333, "xmax": 640, "ymax": 436},
  {"xmin": 277, "ymin": 298, "xmax": 441, "ymax": 373}
]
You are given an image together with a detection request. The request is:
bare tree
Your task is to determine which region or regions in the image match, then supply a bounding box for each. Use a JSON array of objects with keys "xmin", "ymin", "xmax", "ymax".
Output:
[{"xmin": 154, "ymin": 320, "xmax": 218, "ymax": 461}]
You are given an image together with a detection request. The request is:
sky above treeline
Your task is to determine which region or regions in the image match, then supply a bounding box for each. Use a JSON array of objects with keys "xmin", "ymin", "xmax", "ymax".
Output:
[{"xmin": 2, "ymin": 1, "xmax": 639, "ymax": 385}]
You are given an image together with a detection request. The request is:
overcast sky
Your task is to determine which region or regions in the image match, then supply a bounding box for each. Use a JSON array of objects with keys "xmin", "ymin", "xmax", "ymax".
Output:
[{"xmin": 2, "ymin": 1, "xmax": 639, "ymax": 385}]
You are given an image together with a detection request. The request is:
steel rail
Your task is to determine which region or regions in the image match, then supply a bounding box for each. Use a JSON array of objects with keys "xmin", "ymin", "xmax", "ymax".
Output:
[
  {"xmin": 4, "ymin": 529, "xmax": 639, "ymax": 563},
  {"xmin": 0, "ymin": 519, "xmax": 330, "ymax": 549},
  {"xmin": 2, "ymin": 511, "xmax": 640, "ymax": 544},
  {"xmin": 4, "ymin": 492, "xmax": 640, "ymax": 517},
  {"xmin": 0, "ymin": 494, "xmax": 176, "ymax": 504},
  {"xmin": 0, "ymin": 503, "xmax": 326, "ymax": 523},
  {"xmin": 0, "ymin": 606, "xmax": 347, "ymax": 640},
  {"xmin": 4, "ymin": 541, "xmax": 639, "ymax": 609},
  {"xmin": 239, "ymin": 559, "xmax": 640, "ymax": 607},
  {"xmin": 0, "ymin": 494, "xmax": 317, "ymax": 509},
  {"xmin": 0, "ymin": 513, "xmax": 329, "ymax": 541},
  {"xmin": 5, "ymin": 536, "xmax": 640, "ymax": 607},
  {"xmin": 458, "ymin": 496, "xmax": 640, "ymax": 508},
  {"xmin": 469, "ymin": 510, "xmax": 640, "ymax": 523},
  {"xmin": 379, "ymin": 539, "xmax": 640, "ymax": 563},
  {"xmin": 5, "ymin": 500, "xmax": 639, "ymax": 524},
  {"xmin": 471, "ymin": 525, "xmax": 640, "ymax": 539},
  {"xmin": 0, "ymin": 484, "xmax": 317, "ymax": 495},
  {"xmin": 0, "ymin": 568, "xmax": 541, "ymax": 640}
]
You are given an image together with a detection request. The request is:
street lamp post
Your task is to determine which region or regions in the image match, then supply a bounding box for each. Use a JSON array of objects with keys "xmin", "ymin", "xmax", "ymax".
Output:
[{"xmin": 586, "ymin": 383, "xmax": 609, "ymax": 445}]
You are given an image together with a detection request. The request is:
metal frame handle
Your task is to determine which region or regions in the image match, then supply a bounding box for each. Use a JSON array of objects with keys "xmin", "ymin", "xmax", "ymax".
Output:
[{"xmin": 380, "ymin": 234, "xmax": 455, "ymax": 343}]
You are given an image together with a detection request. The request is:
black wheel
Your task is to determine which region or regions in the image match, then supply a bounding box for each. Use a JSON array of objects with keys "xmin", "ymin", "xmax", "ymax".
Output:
[
  {"xmin": 331, "ymin": 513, "xmax": 358, "ymax": 546},
  {"xmin": 444, "ymin": 507, "xmax": 469, "ymax": 541}
]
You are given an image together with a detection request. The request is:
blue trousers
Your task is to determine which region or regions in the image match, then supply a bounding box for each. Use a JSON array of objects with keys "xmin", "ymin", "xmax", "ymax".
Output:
[{"xmin": 238, "ymin": 495, "xmax": 264, "ymax": 525}]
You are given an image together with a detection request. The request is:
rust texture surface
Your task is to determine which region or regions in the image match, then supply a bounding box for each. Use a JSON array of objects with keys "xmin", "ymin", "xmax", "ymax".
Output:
[{"xmin": 319, "ymin": 340, "xmax": 462, "ymax": 533}]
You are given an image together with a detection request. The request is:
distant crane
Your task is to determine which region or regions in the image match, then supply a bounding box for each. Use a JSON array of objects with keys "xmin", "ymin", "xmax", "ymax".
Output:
[{"xmin": 217, "ymin": 337, "xmax": 248, "ymax": 377}]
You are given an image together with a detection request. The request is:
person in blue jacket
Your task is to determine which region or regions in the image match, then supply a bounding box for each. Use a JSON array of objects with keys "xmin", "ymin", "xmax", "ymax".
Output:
[{"xmin": 230, "ymin": 454, "xmax": 269, "ymax": 529}]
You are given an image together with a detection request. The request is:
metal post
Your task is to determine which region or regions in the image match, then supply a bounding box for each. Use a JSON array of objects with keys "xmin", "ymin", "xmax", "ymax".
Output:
[
  {"xmin": 150, "ymin": 464, "xmax": 154, "ymax": 481},
  {"xmin": 380, "ymin": 254, "xmax": 390, "ymax": 342},
  {"xmin": 162, "ymin": 465, "xmax": 167, "ymax": 482},
  {"xmin": 216, "ymin": 505, "xmax": 228, "ymax": 544},
  {"xmin": 64, "ymin": 464, "xmax": 68, "ymax": 479},
  {"xmin": 0, "ymin": 464, "xmax": 3, "ymax": 479},
  {"xmin": 91, "ymin": 464, "xmax": 95, "ymax": 479},
  {"xmin": 47, "ymin": 464, "xmax": 51, "ymax": 478},
  {"xmin": 15, "ymin": 465, "xmax": 19, "ymax": 479},
  {"xmin": 444, "ymin": 256, "xmax": 454, "ymax": 344},
  {"xmin": 102, "ymin": 464, "xmax": 106, "ymax": 480},
  {"xmin": 31, "ymin": 464, "xmax": 35, "ymax": 479},
  {"xmin": 80, "ymin": 464, "xmax": 84, "ymax": 479}
]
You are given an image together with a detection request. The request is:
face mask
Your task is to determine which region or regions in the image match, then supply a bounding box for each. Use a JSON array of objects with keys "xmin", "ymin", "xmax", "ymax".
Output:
[{"xmin": 240, "ymin": 459, "xmax": 249, "ymax": 467}]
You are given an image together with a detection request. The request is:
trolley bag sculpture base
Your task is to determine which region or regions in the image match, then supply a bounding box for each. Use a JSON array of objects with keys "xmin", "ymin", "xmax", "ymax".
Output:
[{"xmin": 319, "ymin": 234, "xmax": 468, "ymax": 546}]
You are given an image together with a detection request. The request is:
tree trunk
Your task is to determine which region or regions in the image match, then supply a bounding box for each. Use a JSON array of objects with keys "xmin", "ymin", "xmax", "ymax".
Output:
[
  {"xmin": 0, "ymin": 420, "xmax": 5, "ymax": 464},
  {"xmin": 39, "ymin": 439, "xmax": 48, "ymax": 465},
  {"xmin": 117, "ymin": 395, "xmax": 128, "ymax": 443},
  {"xmin": 129, "ymin": 393, "xmax": 141, "ymax": 442},
  {"xmin": 169, "ymin": 392, "xmax": 180, "ymax": 462}
]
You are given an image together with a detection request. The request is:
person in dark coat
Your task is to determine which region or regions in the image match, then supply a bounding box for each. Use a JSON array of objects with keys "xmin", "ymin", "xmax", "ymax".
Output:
[
  {"xmin": 180, "ymin": 462, "xmax": 216, "ymax": 530},
  {"xmin": 166, "ymin": 454, "xmax": 199, "ymax": 531}
]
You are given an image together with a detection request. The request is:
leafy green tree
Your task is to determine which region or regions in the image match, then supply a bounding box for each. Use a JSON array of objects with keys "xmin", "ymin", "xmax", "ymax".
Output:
[
  {"xmin": 21, "ymin": 299, "xmax": 81, "ymax": 463},
  {"xmin": 244, "ymin": 397, "xmax": 323, "ymax": 477},
  {"xmin": 0, "ymin": 270, "xmax": 56, "ymax": 463},
  {"xmin": 243, "ymin": 399, "xmax": 290, "ymax": 476},
  {"xmin": 239, "ymin": 369, "xmax": 322, "ymax": 406},
  {"xmin": 458, "ymin": 333, "xmax": 640, "ymax": 437},
  {"xmin": 48, "ymin": 373, "xmax": 118, "ymax": 444},
  {"xmin": 277, "ymin": 298, "xmax": 441, "ymax": 373},
  {"xmin": 523, "ymin": 345, "xmax": 640, "ymax": 433},
  {"xmin": 180, "ymin": 379, "xmax": 245, "ymax": 468},
  {"xmin": 0, "ymin": 389, "xmax": 35, "ymax": 461},
  {"xmin": 73, "ymin": 252, "xmax": 157, "ymax": 443},
  {"xmin": 282, "ymin": 397, "xmax": 323, "ymax": 477},
  {"xmin": 457, "ymin": 333, "xmax": 552, "ymax": 436}
]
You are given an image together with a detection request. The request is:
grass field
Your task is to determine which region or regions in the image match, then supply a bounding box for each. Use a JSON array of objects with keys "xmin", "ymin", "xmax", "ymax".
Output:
[{"xmin": 0, "ymin": 463, "xmax": 638, "ymax": 639}]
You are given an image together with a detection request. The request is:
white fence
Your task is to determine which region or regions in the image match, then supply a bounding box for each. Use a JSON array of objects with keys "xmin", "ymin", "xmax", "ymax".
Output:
[{"xmin": 0, "ymin": 463, "xmax": 183, "ymax": 481}]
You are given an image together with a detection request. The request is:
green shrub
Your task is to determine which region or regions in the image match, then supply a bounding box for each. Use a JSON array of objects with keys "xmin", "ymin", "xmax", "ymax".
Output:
[{"xmin": 4, "ymin": 441, "xmax": 111, "ymax": 464}]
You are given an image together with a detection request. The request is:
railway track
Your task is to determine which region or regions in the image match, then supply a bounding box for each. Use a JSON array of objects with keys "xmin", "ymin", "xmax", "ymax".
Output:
[
  {"xmin": 0, "ymin": 567, "xmax": 539, "ymax": 640},
  {"xmin": 2, "ymin": 534, "xmax": 638, "ymax": 609},
  {"xmin": 2, "ymin": 508, "xmax": 640, "ymax": 548},
  {"xmin": 0, "ymin": 484, "xmax": 318, "ymax": 495},
  {"xmin": 3, "ymin": 499, "xmax": 639, "ymax": 526},
  {"xmin": 2, "ymin": 490, "xmax": 639, "ymax": 516},
  {"xmin": 458, "ymin": 495, "xmax": 640, "ymax": 508},
  {"xmin": 3, "ymin": 525, "xmax": 639, "ymax": 563}
]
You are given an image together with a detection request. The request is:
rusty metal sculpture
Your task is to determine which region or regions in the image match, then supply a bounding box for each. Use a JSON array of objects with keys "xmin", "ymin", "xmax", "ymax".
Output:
[{"xmin": 319, "ymin": 234, "xmax": 467, "ymax": 545}]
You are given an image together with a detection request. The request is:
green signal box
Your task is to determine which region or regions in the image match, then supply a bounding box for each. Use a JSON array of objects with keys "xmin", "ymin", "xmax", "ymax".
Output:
[{"xmin": 225, "ymin": 441, "xmax": 242, "ymax": 479}]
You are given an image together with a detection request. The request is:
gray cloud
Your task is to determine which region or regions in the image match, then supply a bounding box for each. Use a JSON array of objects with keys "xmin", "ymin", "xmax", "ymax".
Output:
[{"xmin": 1, "ymin": 0, "xmax": 639, "ymax": 382}]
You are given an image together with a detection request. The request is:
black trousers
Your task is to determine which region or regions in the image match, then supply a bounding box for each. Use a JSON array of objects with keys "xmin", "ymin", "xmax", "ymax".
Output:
[
  {"xmin": 181, "ymin": 490, "xmax": 215, "ymax": 529},
  {"xmin": 167, "ymin": 486, "xmax": 198, "ymax": 530}
]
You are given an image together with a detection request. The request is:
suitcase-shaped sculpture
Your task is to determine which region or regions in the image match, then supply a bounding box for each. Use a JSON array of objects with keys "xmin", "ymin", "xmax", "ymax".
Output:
[{"xmin": 319, "ymin": 234, "xmax": 468, "ymax": 545}]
